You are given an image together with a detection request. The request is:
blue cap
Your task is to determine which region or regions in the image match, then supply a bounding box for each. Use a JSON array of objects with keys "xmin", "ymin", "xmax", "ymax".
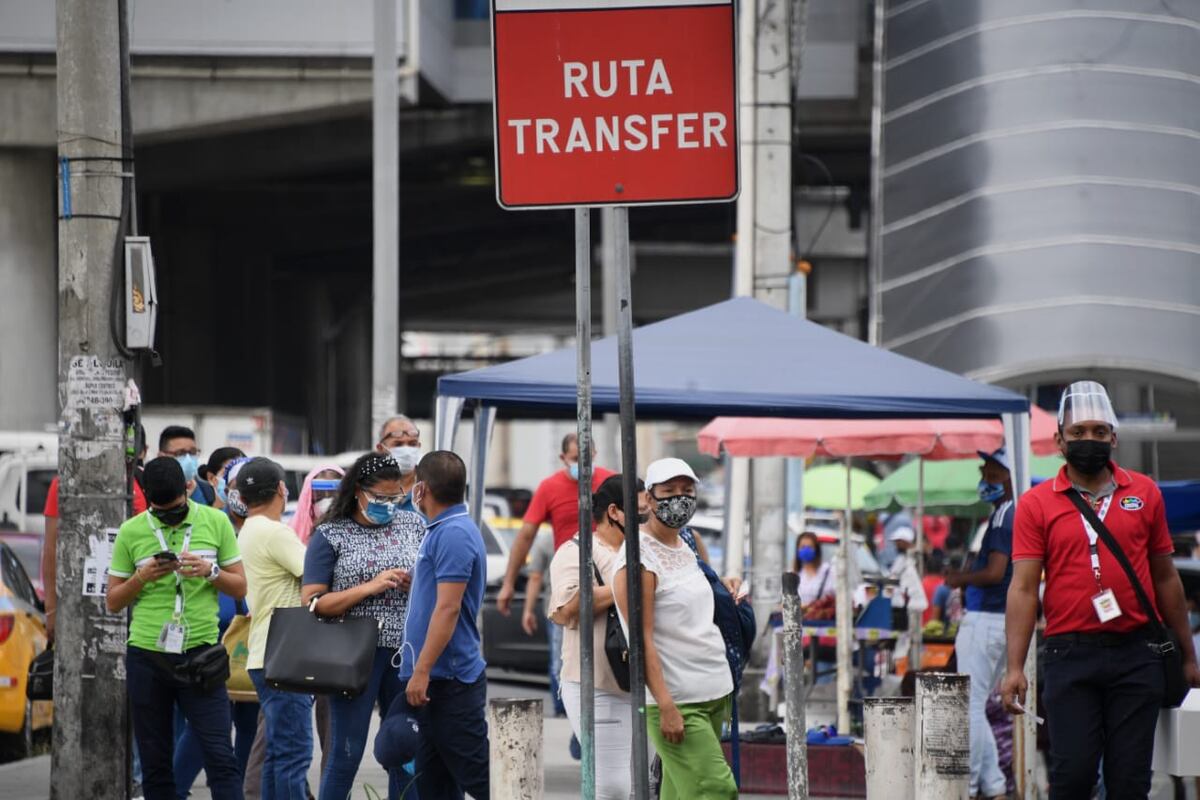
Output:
[
  {"xmin": 374, "ymin": 701, "xmax": 421, "ymax": 770},
  {"xmin": 976, "ymin": 447, "xmax": 1012, "ymax": 472}
]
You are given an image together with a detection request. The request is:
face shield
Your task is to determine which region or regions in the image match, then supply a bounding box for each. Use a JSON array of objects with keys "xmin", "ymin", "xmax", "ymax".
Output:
[{"xmin": 1057, "ymin": 380, "xmax": 1119, "ymax": 430}]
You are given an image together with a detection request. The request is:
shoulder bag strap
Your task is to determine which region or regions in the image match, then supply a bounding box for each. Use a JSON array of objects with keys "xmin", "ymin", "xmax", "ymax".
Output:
[
  {"xmin": 1065, "ymin": 489, "xmax": 1166, "ymax": 637},
  {"xmin": 816, "ymin": 562, "xmax": 831, "ymax": 598}
]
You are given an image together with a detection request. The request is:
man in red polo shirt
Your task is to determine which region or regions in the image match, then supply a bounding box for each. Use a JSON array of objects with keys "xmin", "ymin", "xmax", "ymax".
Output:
[
  {"xmin": 1002, "ymin": 381, "xmax": 1199, "ymax": 799},
  {"xmin": 496, "ymin": 433, "xmax": 614, "ymax": 615}
]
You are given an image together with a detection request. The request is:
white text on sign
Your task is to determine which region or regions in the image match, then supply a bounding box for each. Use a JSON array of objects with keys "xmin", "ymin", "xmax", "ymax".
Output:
[{"xmin": 506, "ymin": 59, "xmax": 730, "ymax": 155}]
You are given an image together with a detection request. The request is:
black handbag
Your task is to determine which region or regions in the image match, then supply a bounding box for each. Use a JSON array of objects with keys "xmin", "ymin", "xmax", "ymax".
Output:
[
  {"xmin": 1067, "ymin": 490, "xmax": 1189, "ymax": 708},
  {"xmin": 594, "ymin": 564, "xmax": 631, "ymax": 692},
  {"xmin": 264, "ymin": 601, "xmax": 379, "ymax": 698},
  {"xmin": 27, "ymin": 646, "xmax": 52, "ymax": 701}
]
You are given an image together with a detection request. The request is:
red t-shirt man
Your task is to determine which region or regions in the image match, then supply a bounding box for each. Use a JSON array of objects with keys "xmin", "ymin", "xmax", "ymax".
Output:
[
  {"xmin": 43, "ymin": 475, "xmax": 148, "ymax": 518},
  {"xmin": 524, "ymin": 466, "xmax": 615, "ymax": 551},
  {"xmin": 1011, "ymin": 463, "xmax": 1173, "ymax": 636}
]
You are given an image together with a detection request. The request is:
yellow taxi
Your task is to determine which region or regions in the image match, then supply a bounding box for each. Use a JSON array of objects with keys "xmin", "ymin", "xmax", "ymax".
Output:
[{"xmin": 0, "ymin": 537, "xmax": 52, "ymax": 758}]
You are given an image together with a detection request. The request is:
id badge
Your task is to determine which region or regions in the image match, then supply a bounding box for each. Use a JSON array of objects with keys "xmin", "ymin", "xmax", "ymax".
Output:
[
  {"xmin": 1092, "ymin": 589, "xmax": 1123, "ymax": 623},
  {"xmin": 157, "ymin": 621, "xmax": 186, "ymax": 654}
]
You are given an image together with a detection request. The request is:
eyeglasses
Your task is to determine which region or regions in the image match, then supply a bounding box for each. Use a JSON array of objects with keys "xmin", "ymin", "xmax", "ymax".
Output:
[
  {"xmin": 161, "ymin": 448, "xmax": 200, "ymax": 458},
  {"xmin": 362, "ymin": 489, "xmax": 406, "ymax": 505}
]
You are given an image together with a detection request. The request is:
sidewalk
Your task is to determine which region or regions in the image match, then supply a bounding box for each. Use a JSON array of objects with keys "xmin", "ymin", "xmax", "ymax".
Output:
[{"xmin": 0, "ymin": 680, "xmax": 793, "ymax": 799}]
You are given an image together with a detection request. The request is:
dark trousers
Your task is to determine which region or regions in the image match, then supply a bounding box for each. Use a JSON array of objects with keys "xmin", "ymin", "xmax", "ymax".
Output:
[
  {"xmin": 127, "ymin": 645, "xmax": 244, "ymax": 800},
  {"xmin": 174, "ymin": 698, "xmax": 259, "ymax": 798},
  {"xmin": 396, "ymin": 676, "xmax": 490, "ymax": 800},
  {"xmin": 1042, "ymin": 634, "xmax": 1164, "ymax": 800}
]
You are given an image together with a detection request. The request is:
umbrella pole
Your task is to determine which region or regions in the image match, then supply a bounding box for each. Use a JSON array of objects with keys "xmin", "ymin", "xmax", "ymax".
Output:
[
  {"xmin": 911, "ymin": 458, "xmax": 925, "ymax": 670},
  {"xmin": 836, "ymin": 457, "xmax": 853, "ymax": 733}
]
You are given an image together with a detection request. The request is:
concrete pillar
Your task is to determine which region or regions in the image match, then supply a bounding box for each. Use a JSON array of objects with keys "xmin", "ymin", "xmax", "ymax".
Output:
[
  {"xmin": 864, "ymin": 697, "xmax": 914, "ymax": 800},
  {"xmin": 0, "ymin": 149, "xmax": 57, "ymax": 431},
  {"xmin": 914, "ymin": 673, "xmax": 970, "ymax": 799},
  {"xmin": 489, "ymin": 698, "xmax": 544, "ymax": 799}
]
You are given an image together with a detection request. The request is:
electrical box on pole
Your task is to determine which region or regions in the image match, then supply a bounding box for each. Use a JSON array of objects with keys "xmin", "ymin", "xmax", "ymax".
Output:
[{"xmin": 123, "ymin": 237, "xmax": 158, "ymax": 351}]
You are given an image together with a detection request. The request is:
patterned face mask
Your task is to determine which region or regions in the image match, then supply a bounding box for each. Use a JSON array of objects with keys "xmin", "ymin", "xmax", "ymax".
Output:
[
  {"xmin": 650, "ymin": 493, "xmax": 697, "ymax": 530},
  {"xmin": 226, "ymin": 489, "xmax": 249, "ymax": 518}
]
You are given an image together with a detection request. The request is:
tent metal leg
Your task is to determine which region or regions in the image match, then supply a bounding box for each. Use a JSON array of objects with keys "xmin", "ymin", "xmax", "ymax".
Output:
[
  {"xmin": 912, "ymin": 457, "xmax": 925, "ymax": 670},
  {"xmin": 468, "ymin": 404, "xmax": 495, "ymax": 524},
  {"xmin": 1003, "ymin": 411, "xmax": 1036, "ymax": 799},
  {"xmin": 836, "ymin": 456, "xmax": 853, "ymax": 732},
  {"xmin": 434, "ymin": 394, "xmax": 464, "ymax": 452}
]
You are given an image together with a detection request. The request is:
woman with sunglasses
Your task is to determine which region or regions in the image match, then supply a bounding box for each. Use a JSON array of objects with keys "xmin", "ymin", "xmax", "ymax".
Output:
[{"xmin": 301, "ymin": 452, "xmax": 424, "ymax": 800}]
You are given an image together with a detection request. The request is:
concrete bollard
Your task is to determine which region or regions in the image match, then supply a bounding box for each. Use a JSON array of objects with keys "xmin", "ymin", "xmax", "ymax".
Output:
[
  {"xmin": 864, "ymin": 697, "xmax": 915, "ymax": 800},
  {"xmin": 914, "ymin": 673, "xmax": 970, "ymax": 800},
  {"xmin": 489, "ymin": 698, "xmax": 544, "ymax": 800}
]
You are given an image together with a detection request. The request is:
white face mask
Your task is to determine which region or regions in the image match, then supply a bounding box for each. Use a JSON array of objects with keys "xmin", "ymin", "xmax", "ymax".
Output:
[
  {"xmin": 313, "ymin": 498, "xmax": 333, "ymax": 517},
  {"xmin": 390, "ymin": 446, "xmax": 421, "ymax": 474}
]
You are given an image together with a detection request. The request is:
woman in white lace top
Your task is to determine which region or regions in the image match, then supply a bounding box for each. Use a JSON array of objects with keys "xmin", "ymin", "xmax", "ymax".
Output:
[{"xmin": 613, "ymin": 458, "xmax": 738, "ymax": 800}]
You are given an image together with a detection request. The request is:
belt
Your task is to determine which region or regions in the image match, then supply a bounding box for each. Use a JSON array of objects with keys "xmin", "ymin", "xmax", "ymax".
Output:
[{"xmin": 1044, "ymin": 626, "xmax": 1154, "ymax": 648}]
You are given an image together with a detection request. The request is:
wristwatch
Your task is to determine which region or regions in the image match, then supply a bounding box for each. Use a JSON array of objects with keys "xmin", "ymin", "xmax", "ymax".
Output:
[{"xmin": 204, "ymin": 563, "xmax": 221, "ymax": 582}]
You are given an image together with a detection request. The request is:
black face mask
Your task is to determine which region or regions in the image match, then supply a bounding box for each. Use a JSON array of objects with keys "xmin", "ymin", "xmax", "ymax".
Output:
[
  {"xmin": 607, "ymin": 514, "xmax": 625, "ymax": 533},
  {"xmin": 1065, "ymin": 439, "xmax": 1112, "ymax": 476},
  {"xmin": 152, "ymin": 501, "xmax": 189, "ymax": 528}
]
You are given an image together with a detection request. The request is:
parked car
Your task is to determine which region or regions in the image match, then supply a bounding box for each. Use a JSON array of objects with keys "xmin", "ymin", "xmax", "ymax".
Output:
[
  {"xmin": 0, "ymin": 533, "xmax": 43, "ymax": 599},
  {"xmin": 0, "ymin": 452, "xmax": 56, "ymax": 536},
  {"xmin": 0, "ymin": 541, "xmax": 51, "ymax": 758},
  {"xmin": 479, "ymin": 517, "xmax": 552, "ymax": 676}
]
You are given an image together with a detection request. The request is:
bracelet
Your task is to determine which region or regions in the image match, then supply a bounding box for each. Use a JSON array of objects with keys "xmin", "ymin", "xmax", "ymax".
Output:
[{"xmin": 132, "ymin": 572, "xmax": 146, "ymax": 586}]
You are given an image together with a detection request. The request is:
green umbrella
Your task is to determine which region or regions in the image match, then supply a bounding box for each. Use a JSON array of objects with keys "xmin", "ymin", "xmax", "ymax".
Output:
[
  {"xmin": 862, "ymin": 454, "xmax": 1065, "ymax": 514},
  {"xmin": 803, "ymin": 463, "xmax": 881, "ymax": 511}
]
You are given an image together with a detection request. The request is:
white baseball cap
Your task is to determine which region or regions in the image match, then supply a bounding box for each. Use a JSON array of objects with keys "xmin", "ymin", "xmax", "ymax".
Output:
[
  {"xmin": 645, "ymin": 458, "xmax": 700, "ymax": 490},
  {"xmin": 888, "ymin": 525, "xmax": 916, "ymax": 543}
]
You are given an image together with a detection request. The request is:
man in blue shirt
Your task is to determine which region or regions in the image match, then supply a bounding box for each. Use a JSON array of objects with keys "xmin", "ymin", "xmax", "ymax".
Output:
[
  {"xmin": 391, "ymin": 450, "xmax": 489, "ymax": 799},
  {"xmin": 946, "ymin": 448, "xmax": 1015, "ymax": 800}
]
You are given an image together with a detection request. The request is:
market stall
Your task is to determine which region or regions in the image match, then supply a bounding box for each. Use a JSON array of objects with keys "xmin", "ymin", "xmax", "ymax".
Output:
[
  {"xmin": 696, "ymin": 408, "xmax": 1057, "ymax": 729},
  {"xmin": 435, "ymin": 297, "xmax": 1034, "ymax": 781}
]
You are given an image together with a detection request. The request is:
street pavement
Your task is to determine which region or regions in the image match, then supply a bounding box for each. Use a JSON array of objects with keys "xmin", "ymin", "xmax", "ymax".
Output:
[
  {"xmin": 0, "ymin": 679, "xmax": 781, "ymax": 799},
  {"xmin": 0, "ymin": 678, "xmax": 1190, "ymax": 799}
]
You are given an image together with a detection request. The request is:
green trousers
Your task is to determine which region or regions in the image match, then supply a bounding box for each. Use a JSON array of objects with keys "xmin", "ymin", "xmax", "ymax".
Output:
[{"xmin": 647, "ymin": 695, "xmax": 738, "ymax": 800}]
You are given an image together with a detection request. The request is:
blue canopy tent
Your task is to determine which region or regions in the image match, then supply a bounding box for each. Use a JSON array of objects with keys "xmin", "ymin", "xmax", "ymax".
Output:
[
  {"xmin": 435, "ymin": 297, "xmax": 1032, "ymax": 733},
  {"xmin": 437, "ymin": 297, "xmax": 1029, "ymax": 422},
  {"xmin": 1162, "ymin": 480, "xmax": 1200, "ymax": 533}
]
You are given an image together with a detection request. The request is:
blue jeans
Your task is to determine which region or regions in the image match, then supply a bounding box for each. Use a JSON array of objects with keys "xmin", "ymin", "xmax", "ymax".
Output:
[
  {"xmin": 175, "ymin": 699, "xmax": 259, "ymax": 798},
  {"xmin": 547, "ymin": 620, "xmax": 565, "ymax": 716},
  {"xmin": 320, "ymin": 647, "xmax": 403, "ymax": 800},
  {"xmin": 126, "ymin": 645, "xmax": 244, "ymax": 800},
  {"xmin": 248, "ymin": 670, "xmax": 314, "ymax": 800},
  {"xmin": 955, "ymin": 611, "xmax": 1008, "ymax": 797}
]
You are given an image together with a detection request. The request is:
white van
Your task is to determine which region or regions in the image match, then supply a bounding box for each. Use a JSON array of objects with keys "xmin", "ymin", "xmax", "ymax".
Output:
[{"xmin": 0, "ymin": 452, "xmax": 57, "ymax": 535}]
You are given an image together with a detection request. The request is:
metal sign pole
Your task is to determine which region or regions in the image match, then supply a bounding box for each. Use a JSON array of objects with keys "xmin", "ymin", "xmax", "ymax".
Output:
[
  {"xmin": 613, "ymin": 206, "xmax": 651, "ymax": 800},
  {"xmin": 574, "ymin": 207, "xmax": 597, "ymax": 799}
]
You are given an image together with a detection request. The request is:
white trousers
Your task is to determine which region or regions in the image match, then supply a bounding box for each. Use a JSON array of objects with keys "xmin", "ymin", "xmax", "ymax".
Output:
[
  {"xmin": 955, "ymin": 610, "xmax": 1009, "ymax": 797},
  {"xmin": 560, "ymin": 680, "xmax": 635, "ymax": 800}
]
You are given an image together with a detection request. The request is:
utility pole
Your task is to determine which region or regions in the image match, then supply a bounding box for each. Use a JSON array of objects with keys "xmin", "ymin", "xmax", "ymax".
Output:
[
  {"xmin": 371, "ymin": 0, "xmax": 401, "ymax": 441},
  {"xmin": 739, "ymin": 0, "xmax": 797, "ymax": 691},
  {"xmin": 54, "ymin": 0, "xmax": 132, "ymax": 797}
]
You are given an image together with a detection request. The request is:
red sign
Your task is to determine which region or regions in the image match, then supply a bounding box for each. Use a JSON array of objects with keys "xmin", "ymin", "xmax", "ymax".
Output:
[{"xmin": 491, "ymin": 0, "xmax": 738, "ymax": 209}]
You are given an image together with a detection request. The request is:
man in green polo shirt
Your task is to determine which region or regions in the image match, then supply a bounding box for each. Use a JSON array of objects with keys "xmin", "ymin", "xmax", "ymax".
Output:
[{"xmin": 107, "ymin": 457, "xmax": 247, "ymax": 800}]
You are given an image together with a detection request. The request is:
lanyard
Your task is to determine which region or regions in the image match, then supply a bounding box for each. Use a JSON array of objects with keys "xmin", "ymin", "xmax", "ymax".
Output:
[
  {"xmin": 1080, "ymin": 494, "xmax": 1114, "ymax": 589},
  {"xmin": 148, "ymin": 516, "xmax": 193, "ymax": 621}
]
